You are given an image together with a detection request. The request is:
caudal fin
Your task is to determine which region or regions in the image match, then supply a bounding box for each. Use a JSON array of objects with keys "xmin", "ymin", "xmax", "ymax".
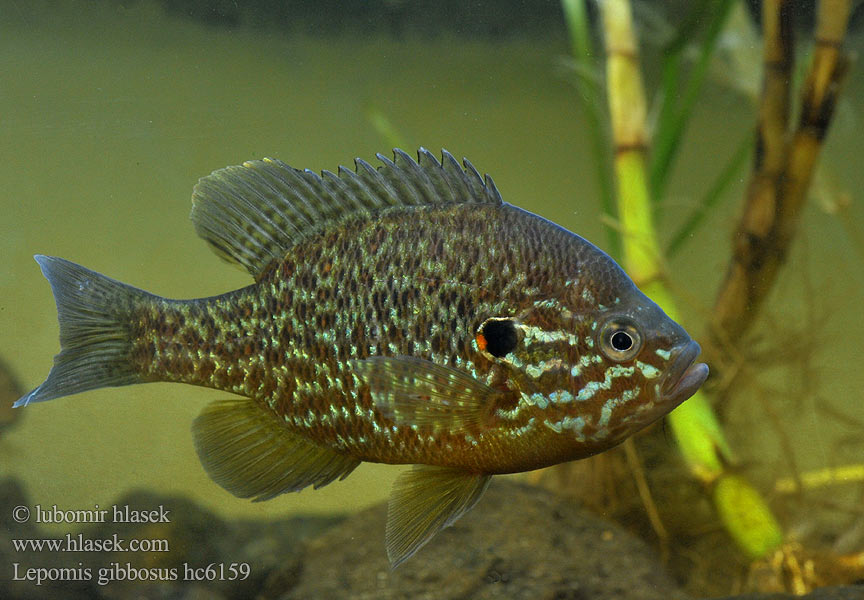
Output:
[{"xmin": 15, "ymin": 255, "xmax": 151, "ymax": 407}]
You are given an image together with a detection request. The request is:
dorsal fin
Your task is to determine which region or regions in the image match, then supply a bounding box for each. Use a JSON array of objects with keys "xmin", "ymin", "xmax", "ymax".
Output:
[{"xmin": 190, "ymin": 148, "xmax": 503, "ymax": 279}]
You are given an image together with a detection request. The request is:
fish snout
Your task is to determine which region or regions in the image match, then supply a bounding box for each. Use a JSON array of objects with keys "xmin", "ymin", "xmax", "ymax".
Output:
[{"xmin": 660, "ymin": 340, "xmax": 709, "ymax": 407}]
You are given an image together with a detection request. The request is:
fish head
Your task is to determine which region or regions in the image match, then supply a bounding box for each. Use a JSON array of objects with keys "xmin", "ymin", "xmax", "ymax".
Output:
[
  {"xmin": 476, "ymin": 281, "xmax": 708, "ymax": 451},
  {"xmin": 576, "ymin": 294, "xmax": 710, "ymax": 446}
]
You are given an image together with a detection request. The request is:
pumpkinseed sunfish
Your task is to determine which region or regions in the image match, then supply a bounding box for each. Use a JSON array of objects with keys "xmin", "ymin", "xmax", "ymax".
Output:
[{"xmin": 16, "ymin": 149, "xmax": 708, "ymax": 567}]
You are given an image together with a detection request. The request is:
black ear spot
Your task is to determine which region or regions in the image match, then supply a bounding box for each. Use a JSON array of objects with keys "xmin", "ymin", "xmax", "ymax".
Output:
[{"xmin": 478, "ymin": 318, "xmax": 518, "ymax": 358}]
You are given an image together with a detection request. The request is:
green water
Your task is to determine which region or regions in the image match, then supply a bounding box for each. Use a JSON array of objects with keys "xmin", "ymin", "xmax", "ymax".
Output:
[{"xmin": 1, "ymin": 2, "xmax": 862, "ymax": 535}]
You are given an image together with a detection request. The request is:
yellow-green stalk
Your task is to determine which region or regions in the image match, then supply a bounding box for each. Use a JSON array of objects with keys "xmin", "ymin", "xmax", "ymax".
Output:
[{"xmin": 599, "ymin": 0, "xmax": 783, "ymax": 557}]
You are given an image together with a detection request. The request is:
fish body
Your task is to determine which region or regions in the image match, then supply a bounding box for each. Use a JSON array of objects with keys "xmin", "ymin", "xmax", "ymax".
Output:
[{"xmin": 16, "ymin": 149, "xmax": 708, "ymax": 566}]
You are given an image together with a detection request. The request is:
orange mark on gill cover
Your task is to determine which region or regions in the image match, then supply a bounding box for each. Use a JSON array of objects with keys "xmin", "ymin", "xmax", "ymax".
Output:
[{"xmin": 475, "ymin": 332, "xmax": 487, "ymax": 352}]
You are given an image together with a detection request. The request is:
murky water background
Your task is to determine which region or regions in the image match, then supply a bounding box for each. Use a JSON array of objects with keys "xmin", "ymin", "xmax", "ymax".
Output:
[{"xmin": 1, "ymin": 2, "xmax": 862, "ymax": 531}]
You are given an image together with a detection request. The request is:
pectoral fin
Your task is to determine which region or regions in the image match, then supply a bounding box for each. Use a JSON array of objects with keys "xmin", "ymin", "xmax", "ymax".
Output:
[
  {"xmin": 351, "ymin": 356, "xmax": 500, "ymax": 434},
  {"xmin": 386, "ymin": 465, "xmax": 491, "ymax": 568},
  {"xmin": 192, "ymin": 399, "xmax": 360, "ymax": 502}
]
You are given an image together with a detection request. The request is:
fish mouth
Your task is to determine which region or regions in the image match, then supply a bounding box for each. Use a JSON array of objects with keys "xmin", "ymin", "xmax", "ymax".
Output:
[{"xmin": 660, "ymin": 341, "xmax": 709, "ymax": 406}]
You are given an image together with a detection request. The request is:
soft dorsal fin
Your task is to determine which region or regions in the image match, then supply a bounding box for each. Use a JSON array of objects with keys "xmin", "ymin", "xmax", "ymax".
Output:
[{"xmin": 190, "ymin": 148, "xmax": 503, "ymax": 279}]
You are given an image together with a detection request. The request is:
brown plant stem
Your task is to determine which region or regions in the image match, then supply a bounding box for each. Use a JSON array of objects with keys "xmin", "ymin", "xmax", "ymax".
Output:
[{"xmin": 711, "ymin": 0, "xmax": 851, "ymax": 344}]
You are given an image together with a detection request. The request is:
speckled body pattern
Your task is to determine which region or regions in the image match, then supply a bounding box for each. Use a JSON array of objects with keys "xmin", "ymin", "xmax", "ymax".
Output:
[
  {"xmin": 18, "ymin": 150, "xmax": 708, "ymax": 567},
  {"xmin": 127, "ymin": 201, "xmax": 676, "ymax": 474}
]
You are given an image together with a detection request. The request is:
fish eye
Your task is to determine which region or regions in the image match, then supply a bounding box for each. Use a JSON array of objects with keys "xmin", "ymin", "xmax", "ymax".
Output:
[
  {"xmin": 477, "ymin": 318, "xmax": 519, "ymax": 358},
  {"xmin": 599, "ymin": 318, "xmax": 643, "ymax": 362},
  {"xmin": 611, "ymin": 331, "xmax": 633, "ymax": 351}
]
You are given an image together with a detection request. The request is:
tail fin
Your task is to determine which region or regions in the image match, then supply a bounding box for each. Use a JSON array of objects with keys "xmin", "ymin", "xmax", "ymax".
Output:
[{"xmin": 15, "ymin": 255, "xmax": 151, "ymax": 407}]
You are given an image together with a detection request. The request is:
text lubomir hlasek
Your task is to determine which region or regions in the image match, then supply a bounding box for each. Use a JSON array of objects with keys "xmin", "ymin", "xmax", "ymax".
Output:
[{"xmin": 33, "ymin": 504, "xmax": 170, "ymax": 524}]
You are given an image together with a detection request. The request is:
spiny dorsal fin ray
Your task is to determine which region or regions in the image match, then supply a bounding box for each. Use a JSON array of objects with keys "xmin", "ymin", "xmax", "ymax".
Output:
[
  {"xmin": 387, "ymin": 466, "xmax": 492, "ymax": 568},
  {"xmin": 190, "ymin": 149, "xmax": 503, "ymax": 279},
  {"xmin": 192, "ymin": 399, "xmax": 360, "ymax": 502}
]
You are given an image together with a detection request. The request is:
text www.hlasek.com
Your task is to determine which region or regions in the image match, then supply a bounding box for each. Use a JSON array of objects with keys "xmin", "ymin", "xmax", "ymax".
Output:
[
  {"xmin": 11, "ymin": 503, "xmax": 251, "ymax": 586},
  {"xmin": 13, "ymin": 533, "xmax": 169, "ymax": 553}
]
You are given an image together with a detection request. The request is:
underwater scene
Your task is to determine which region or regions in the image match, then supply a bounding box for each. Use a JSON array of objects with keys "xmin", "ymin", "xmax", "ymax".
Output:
[{"xmin": 1, "ymin": 1, "xmax": 863, "ymax": 598}]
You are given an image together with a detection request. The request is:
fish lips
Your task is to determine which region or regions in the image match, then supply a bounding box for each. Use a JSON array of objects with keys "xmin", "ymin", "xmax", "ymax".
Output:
[{"xmin": 660, "ymin": 341, "xmax": 709, "ymax": 407}]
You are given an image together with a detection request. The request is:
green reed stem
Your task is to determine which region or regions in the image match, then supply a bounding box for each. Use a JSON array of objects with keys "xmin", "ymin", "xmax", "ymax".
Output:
[
  {"xmin": 597, "ymin": 0, "xmax": 783, "ymax": 560},
  {"xmin": 561, "ymin": 0, "xmax": 620, "ymax": 259}
]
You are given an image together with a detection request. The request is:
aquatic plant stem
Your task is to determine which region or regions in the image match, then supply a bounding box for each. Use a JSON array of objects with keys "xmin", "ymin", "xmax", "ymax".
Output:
[
  {"xmin": 712, "ymin": 0, "xmax": 852, "ymax": 342},
  {"xmin": 599, "ymin": 0, "xmax": 782, "ymax": 559},
  {"xmin": 561, "ymin": 0, "xmax": 620, "ymax": 259},
  {"xmin": 774, "ymin": 464, "xmax": 864, "ymax": 494},
  {"xmin": 649, "ymin": 0, "xmax": 736, "ymax": 205},
  {"xmin": 600, "ymin": 0, "xmax": 654, "ymax": 281}
]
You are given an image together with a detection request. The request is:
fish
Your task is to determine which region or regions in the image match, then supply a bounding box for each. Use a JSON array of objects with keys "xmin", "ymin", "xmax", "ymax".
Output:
[{"xmin": 15, "ymin": 148, "xmax": 708, "ymax": 567}]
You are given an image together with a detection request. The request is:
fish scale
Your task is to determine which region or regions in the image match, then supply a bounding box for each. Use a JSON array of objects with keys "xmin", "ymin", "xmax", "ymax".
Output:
[
  {"xmin": 131, "ymin": 204, "xmax": 578, "ymax": 469},
  {"xmin": 15, "ymin": 148, "xmax": 708, "ymax": 567}
]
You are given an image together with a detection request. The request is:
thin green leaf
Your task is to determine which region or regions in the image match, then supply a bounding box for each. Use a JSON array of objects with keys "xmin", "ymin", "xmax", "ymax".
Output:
[
  {"xmin": 646, "ymin": 0, "xmax": 711, "ymax": 196},
  {"xmin": 660, "ymin": 0, "xmax": 713, "ymax": 55},
  {"xmin": 666, "ymin": 131, "xmax": 752, "ymax": 257},
  {"xmin": 650, "ymin": 0, "xmax": 738, "ymax": 206},
  {"xmin": 561, "ymin": 0, "xmax": 620, "ymax": 259},
  {"xmin": 366, "ymin": 106, "xmax": 408, "ymax": 150}
]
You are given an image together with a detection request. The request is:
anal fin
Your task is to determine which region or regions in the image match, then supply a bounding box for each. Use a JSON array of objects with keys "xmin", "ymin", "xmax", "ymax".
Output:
[
  {"xmin": 387, "ymin": 465, "xmax": 491, "ymax": 568},
  {"xmin": 192, "ymin": 399, "xmax": 360, "ymax": 502}
]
